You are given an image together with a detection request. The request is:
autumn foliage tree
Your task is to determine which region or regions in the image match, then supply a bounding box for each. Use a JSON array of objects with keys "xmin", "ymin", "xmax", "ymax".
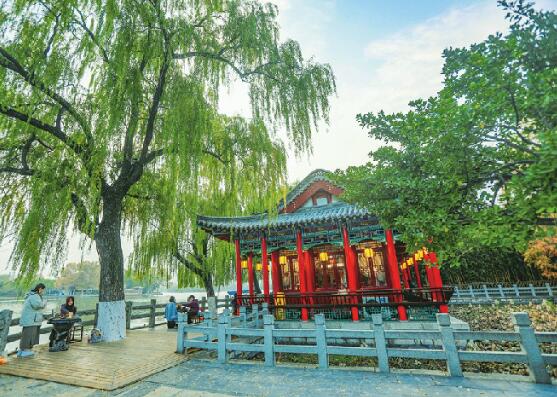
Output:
[{"xmin": 524, "ymin": 237, "xmax": 557, "ymax": 281}]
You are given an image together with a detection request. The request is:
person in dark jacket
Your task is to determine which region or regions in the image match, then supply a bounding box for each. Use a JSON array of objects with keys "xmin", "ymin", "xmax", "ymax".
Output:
[
  {"xmin": 165, "ymin": 296, "xmax": 178, "ymax": 328},
  {"xmin": 18, "ymin": 283, "xmax": 47, "ymax": 358},
  {"xmin": 184, "ymin": 295, "xmax": 199, "ymax": 324},
  {"xmin": 60, "ymin": 296, "xmax": 77, "ymax": 317}
]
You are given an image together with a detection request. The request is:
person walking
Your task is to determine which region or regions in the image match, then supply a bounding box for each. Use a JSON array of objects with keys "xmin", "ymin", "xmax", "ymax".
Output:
[
  {"xmin": 18, "ymin": 283, "xmax": 47, "ymax": 358},
  {"xmin": 164, "ymin": 296, "xmax": 178, "ymax": 329}
]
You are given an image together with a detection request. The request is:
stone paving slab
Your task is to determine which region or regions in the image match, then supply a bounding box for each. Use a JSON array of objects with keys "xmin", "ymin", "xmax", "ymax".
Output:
[{"xmin": 1, "ymin": 358, "xmax": 555, "ymax": 397}]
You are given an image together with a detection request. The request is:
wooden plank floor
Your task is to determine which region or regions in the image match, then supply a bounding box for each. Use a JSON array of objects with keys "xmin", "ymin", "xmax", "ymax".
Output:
[{"xmin": 0, "ymin": 328, "xmax": 187, "ymax": 391}]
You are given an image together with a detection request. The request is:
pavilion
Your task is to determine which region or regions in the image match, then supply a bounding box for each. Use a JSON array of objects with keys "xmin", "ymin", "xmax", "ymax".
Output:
[{"xmin": 197, "ymin": 169, "xmax": 451, "ymax": 321}]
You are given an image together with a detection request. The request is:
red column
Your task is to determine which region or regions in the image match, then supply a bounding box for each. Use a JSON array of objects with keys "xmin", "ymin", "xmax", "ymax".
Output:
[
  {"xmin": 271, "ymin": 251, "xmax": 280, "ymax": 294},
  {"xmin": 385, "ymin": 229, "xmax": 407, "ymax": 321},
  {"xmin": 247, "ymin": 253, "xmax": 254, "ymax": 299},
  {"xmin": 304, "ymin": 251, "xmax": 315, "ymax": 292},
  {"xmin": 413, "ymin": 254, "xmax": 422, "ymax": 289},
  {"xmin": 234, "ymin": 239, "xmax": 242, "ymax": 314},
  {"xmin": 342, "ymin": 226, "xmax": 359, "ymax": 321},
  {"xmin": 296, "ymin": 231, "xmax": 308, "ymax": 321},
  {"xmin": 351, "ymin": 246, "xmax": 360, "ymax": 289},
  {"xmin": 261, "ymin": 237, "xmax": 270, "ymax": 302},
  {"xmin": 429, "ymin": 251, "xmax": 448, "ymax": 313},
  {"xmin": 401, "ymin": 262, "xmax": 410, "ymax": 289}
]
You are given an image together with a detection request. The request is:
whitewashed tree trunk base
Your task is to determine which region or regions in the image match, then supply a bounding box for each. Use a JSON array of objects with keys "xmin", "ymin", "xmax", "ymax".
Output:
[{"xmin": 97, "ymin": 300, "xmax": 126, "ymax": 342}]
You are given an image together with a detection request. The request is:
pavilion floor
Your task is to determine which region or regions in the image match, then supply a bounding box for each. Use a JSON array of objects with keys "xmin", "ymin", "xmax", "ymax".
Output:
[{"xmin": 0, "ymin": 327, "xmax": 190, "ymax": 391}]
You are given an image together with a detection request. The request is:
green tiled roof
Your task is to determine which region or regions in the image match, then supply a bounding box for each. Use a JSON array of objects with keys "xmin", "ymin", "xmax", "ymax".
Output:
[
  {"xmin": 277, "ymin": 169, "xmax": 337, "ymax": 212},
  {"xmin": 197, "ymin": 202, "xmax": 375, "ymax": 234}
]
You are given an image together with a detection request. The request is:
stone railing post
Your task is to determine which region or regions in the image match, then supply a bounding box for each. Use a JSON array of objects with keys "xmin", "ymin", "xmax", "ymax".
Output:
[
  {"xmin": 0, "ymin": 309, "xmax": 12, "ymax": 357},
  {"xmin": 482, "ymin": 284, "xmax": 490, "ymax": 300},
  {"xmin": 240, "ymin": 306, "xmax": 247, "ymax": 328},
  {"xmin": 545, "ymin": 283, "xmax": 553, "ymax": 298},
  {"xmin": 529, "ymin": 283, "xmax": 537, "ymax": 298},
  {"xmin": 208, "ymin": 296, "xmax": 217, "ymax": 315},
  {"xmin": 125, "ymin": 301, "xmax": 133, "ymax": 330},
  {"xmin": 512, "ymin": 312, "xmax": 551, "ymax": 384},
  {"xmin": 372, "ymin": 314, "xmax": 389, "ymax": 373},
  {"xmin": 262, "ymin": 302, "xmax": 269, "ymax": 316},
  {"xmin": 314, "ymin": 314, "xmax": 328, "ymax": 369},
  {"xmin": 217, "ymin": 315, "xmax": 228, "ymax": 363},
  {"xmin": 252, "ymin": 304, "xmax": 259, "ymax": 328},
  {"xmin": 513, "ymin": 284, "xmax": 520, "ymax": 298},
  {"xmin": 468, "ymin": 285, "xmax": 475, "ymax": 299},
  {"xmin": 149, "ymin": 298, "xmax": 156, "ymax": 328},
  {"xmin": 176, "ymin": 312, "xmax": 187, "ymax": 354},
  {"xmin": 263, "ymin": 314, "xmax": 275, "ymax": 367},
  {"xmin": 497, "ymin": 284, "xmax": 505, "ymax": 299},
  {"xmin": 436, "ymin": 313, "xmax": 462, "ymax": 377}
]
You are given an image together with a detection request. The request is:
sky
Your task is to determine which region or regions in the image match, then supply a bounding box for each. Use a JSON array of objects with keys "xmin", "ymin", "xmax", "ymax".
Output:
[{"xmin": 1, "ymin": 0, "xmax": 556, "ymax": 276}]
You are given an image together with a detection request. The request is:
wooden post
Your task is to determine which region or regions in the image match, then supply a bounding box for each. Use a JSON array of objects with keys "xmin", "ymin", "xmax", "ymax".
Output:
[
  {"xmin": 315, "ymin": 314, "xmax": 328, "ymax": 369},
  {"xmin": 125, "ymin": 301, "xmax": 133, "ymax": 330},
  {"xmin": 247, "ymin": 252, "xmax": 254, "ymax": 299},
  {"xmin": 149, "ymin": 298, "xmax": 156, "ymax": 328},
  {"xmin": 235, "ymin": 239, "xmax": 242, "ymax": 315},
  {"xmin": 263, "ymin": 314, "xmax": 275, "ymax": 367},
  {"xmin": 296, "ymin": 231, "xmax": 308, "ymax": 321},
  {"xmin": 372, "ymin": 314, "xmax": 389, "ymax": 373},
  {"xmin": 217, "ymin": 314, "xmax": 228, "ymax": 363},
  {"xmin": 261, "ymin": 236, "xmax": 270, "ymax": 302},
  {"xmin": 413, "ymin": 254, "xmax": 422, "ymax": 288},
  {"xmin": 342, "ymin": 225, "xmax": 359, "ymax": 321},
  {"xmin": 385, "ymin": 229, "xmax": 407, "ymax": 320},
  {"xmin": 176, "ymin": 312, "xmax": 187, "ymax": 354},
  {"xmin": 271, "ymin": 251, "xmax": 280, "ymax": 295},
  {"xmin": 512, "ymin": 312, "xmax": 551, "ymax": 384},
  {"xmin": 0, "ymin": 309, "xmax": 12, "ymax": 357},
  {"xmin": 436, "ymin": 313, "xmax": 462, "ymax": 377}
]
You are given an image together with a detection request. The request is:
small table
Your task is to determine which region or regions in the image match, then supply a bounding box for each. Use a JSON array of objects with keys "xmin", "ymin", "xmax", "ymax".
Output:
[{"xmin": 47, "ymin": 317, "xmax": 82, "ymax": 352}]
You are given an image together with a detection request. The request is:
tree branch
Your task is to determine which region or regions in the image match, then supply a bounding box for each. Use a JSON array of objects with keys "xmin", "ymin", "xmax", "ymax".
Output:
[
  {"xmin": 0, "ymin": 46, "xmax": 92, "ymax": 145},
  {"xmin": 71, "ymin": 7, "xmax": 110, "ymax": 64}
]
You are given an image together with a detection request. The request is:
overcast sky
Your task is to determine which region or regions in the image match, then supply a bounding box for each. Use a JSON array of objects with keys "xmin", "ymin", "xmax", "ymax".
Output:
[{"xmin": 1, "ymin": 0, "xmax": 555, "ymax": 276}]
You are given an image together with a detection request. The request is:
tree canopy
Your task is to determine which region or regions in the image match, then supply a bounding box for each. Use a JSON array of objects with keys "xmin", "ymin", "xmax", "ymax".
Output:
[
  {"xmin": 334, "ymin": 1, "xmax": 556, "ymax": 265},
  {"xmin": 0, "ymin": 0, "xmax": 335, "ymax": 339}
]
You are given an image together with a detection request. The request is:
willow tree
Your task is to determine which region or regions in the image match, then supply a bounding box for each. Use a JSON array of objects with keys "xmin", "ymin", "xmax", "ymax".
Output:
[
  {"xmin": 129, "ymin": 114, "xmax": 287, "ymax": 297},
  {"xmin": 0, "ymin": 0, "xmax": 335, "ymax": 341}
]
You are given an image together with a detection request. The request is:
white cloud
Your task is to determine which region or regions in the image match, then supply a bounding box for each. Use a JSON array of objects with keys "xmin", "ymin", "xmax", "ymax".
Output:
[{"xmin": 362, "ymin": 2, "xmax": 509, "ymax": 114}]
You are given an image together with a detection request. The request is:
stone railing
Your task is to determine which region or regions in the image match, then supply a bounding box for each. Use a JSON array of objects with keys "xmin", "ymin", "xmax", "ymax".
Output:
[
  {"xmin": 177, "ymin": 309, "xmax": 556, "ymax": 384},
  {"xmin": 450, "ymin": 282, "xmax": 556, "ymax": 304}
]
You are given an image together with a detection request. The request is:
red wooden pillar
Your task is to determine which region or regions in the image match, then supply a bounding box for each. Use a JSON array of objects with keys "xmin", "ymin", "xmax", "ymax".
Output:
[
  {"xmin": 401, "ymin": 263, "xmax": 410, "ymax": 289},
  {"xmin": 304, "ymin": 250, "xmax": 315, "ymax": 292},
  {"xmin": 413, "ymin": 254, "xmax": 422, "ymax": 289},
  {"xmin": 351, "ymin": 246, "xmax": 360, "ymax": 289},
  {"xmin": 234, "ymin": 239, "xmax": 242, "ymax": 314},
  {"xmin": 385, "ymin": 229, "xmax": 408, "ymax": 321},
  {"xmin": 271, "ymin": 251, "xmax": 280, "ymax": 294},
  {"xmin": 247, "ymin": 252, "xmax": 254, "ymax": 300},
  {"xmin": 261, "ymin": 237, "xmax": 270, "ymax": 303},
  {"xmin": 429, "ymin": 251, "xmax": 448, "ymax": 313},
  {"xmin": 342, "ymin": 226, "xmax": 359, "ymax": 321},
  {"xmin": 296, "ymin": 231, "xmax": 308, "ymax": 321}
]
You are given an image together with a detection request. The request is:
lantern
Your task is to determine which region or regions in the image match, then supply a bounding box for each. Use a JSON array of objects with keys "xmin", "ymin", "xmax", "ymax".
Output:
[
  {"xmin": 363, "ymin": 248, "xmax": 374, "ymax": 258},
  {"xmin": 416, "ymin": 250, "xmax": 423, "ymax": 261},
  {"xmin": 256, "ymin": 263, "xmax": 263, "ymax": 271},
  {"xmin": 279, "ymin": 255, "xmax": 287, "ymax": 265},
  {"xmin": 241, "ymin": 260, "xmax": 248, "ymax": 269},
  {"xmin": 408, "ymin": 257, "xmax": 414, "ymax": 266},
  {"xmin": 319, "ymin": 251, "xmax": 329, "ymax": 262}
]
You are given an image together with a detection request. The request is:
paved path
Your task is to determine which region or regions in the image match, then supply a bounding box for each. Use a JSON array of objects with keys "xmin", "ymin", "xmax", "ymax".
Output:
[{"xmin": 1, "ymin": 359, "xmax": 555, "ymax": 396}]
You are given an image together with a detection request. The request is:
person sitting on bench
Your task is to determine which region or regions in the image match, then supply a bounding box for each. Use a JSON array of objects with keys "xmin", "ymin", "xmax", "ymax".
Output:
[
  {"xmin": 184, "ymin": 295, "xmax": 199, "ymax": 324},
  {"xmin": 60, "ymin": 296, "xmax": 77, "ymax": 318}
]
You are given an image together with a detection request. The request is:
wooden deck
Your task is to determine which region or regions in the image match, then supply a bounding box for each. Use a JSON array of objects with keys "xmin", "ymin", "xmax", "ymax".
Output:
[{"xmin": 0, "ymin": 328, "xmax": 187, "ymax": 391}]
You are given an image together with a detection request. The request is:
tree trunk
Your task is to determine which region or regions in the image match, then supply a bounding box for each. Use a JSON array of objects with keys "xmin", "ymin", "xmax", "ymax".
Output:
[
  {"xmin": 253, "ymin": 269, "xmax": 262, "ymax": 294},
  {"xmin": 94, "ymin": 192, "xmax": 126, "ymax": 342},
  {"xmin": 203, "ymin": 273, "xmax": 215, "ymax": 297}
]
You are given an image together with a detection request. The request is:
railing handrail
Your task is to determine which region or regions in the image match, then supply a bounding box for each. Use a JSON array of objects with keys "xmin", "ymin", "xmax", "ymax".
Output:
[{"xmin": 176, "ymin": 309, "xmax": 556, "ymax": 385}]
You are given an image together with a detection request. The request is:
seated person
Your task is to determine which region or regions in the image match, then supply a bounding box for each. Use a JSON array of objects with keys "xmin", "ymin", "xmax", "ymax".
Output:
[
  {"xmin": 184, "ymin": 295, "xmax": 200, "ymax": 324},
  {"xmin": 60, "ymin": 296, "xmax": 77, "ymax": 318},
  {"xmin": 165, "ymin": 296, "xmax": 178, "ymax": 329}
]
